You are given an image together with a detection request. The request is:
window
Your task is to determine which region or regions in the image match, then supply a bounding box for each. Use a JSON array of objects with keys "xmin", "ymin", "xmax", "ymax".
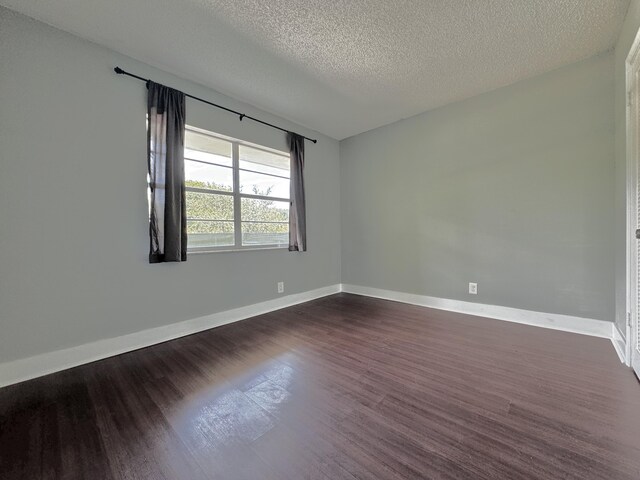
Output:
[{"xmin": 184, "ymin": 126, "xmax": 290, "ymax": 252}]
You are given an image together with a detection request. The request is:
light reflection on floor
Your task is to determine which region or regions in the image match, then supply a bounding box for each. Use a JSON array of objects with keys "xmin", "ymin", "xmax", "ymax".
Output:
[{"xmin": 173, "ymin": 357, "xmax": 295, "ymax": 451}]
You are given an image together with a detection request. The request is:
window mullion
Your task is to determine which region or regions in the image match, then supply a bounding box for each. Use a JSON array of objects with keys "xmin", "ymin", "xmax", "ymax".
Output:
[{"xmin": 232, "ymin": 142, "xmax": 242, "ymax": 248}]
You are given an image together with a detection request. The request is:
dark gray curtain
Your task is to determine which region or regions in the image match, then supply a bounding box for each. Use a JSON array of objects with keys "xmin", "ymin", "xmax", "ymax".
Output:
[
  {"xmin": 147, "ymin": 81, "xmax": 187, "ymax": 263},
  {"xmin": 287, "ymin": 132, "xmax": 306, "ymax": 251}
]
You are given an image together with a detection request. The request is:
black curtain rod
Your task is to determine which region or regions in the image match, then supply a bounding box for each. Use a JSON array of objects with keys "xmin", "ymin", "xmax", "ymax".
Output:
[{"xmin": 114, "ymin": 67, "xmax": 317, "ymax": 144}]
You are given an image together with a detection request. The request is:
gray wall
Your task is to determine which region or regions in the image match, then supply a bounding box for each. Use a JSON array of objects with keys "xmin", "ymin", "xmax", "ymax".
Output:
[
  {"xmin": 614, "ymin": 0, "xmax": 640, "ymax": 339},
  {"xmin": 341, "ymin": 53, "xmax": 615, "ymax": 322},
  {"xmin": 0, "ymin": 8, "xmax": 341, "ymax": 364},
  {"xmin": 0, "ymin": 5, "xmax": 623, "ymax": 368}
]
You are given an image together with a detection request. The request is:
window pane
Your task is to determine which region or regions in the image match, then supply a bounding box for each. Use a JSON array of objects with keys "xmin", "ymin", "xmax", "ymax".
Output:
[
  {"xmin": 239, "ymin": 170, "xmax": 290, "ymax": 198},
  {"xmin": 185, "ymin": 160, "xmax": 233, "ymax": 192},
  {"xmin": 188, "ymin": 220, "xmax": 234, "ymax": 248},
  {"xmin": 185, "ymin": 129, "xmax": 232, "ymax": 167},
  {"xmin": 241, "ymin": 198, "xmax": 289, "ymax": 222},
  {"xmin": 186, "ymin": 192, "xmax": 234, "ymax": 221},
  {"xmin": 239, "ymin": 145, "xmax": 289, "ymax": 177},
  {"xmin": 242, "ymin": 222, "xmax": 288, "ymax": 246}
]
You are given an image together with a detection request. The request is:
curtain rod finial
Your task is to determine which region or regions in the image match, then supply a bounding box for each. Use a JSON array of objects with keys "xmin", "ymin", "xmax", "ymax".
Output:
[{"xmin": 114, "ymin": 67, "xmax": 124, "ymax": 74}]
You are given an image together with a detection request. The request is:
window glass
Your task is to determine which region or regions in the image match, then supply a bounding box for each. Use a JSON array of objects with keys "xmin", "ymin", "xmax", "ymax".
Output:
[
  {"xmin": 185, "ymin": 130, "xmax": 232, "ymax": 167},
  {"xmin": 239, "ymin": 145, "xmax": 289, "ymax": 177},
  {"xmin": 187, "ymin": 221, "xmax": 234, "ymax": 248},
  {"xmin": 185, "ymin": 160, "xmax": 233, "ymax": 192},
  {"xmin": 184, "ymin": 127, "xmax": 290, "ymax": 251},
  {"xmin": 186, "ymin": 192, "xmax": 234, "ymax": 221},
  {"xmin": 239, "ymin": 170, "xmax": 289, "ymax": 198}
]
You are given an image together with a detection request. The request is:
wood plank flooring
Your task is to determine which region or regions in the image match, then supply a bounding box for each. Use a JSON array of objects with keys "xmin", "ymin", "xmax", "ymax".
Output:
[{"xmin": 1, "ymin": 293, "xmax": 639, "ymax": 479}]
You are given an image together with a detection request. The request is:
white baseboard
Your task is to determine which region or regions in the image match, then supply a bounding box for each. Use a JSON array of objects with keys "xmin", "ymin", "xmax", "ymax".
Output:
[
  {"xmin": 611, "ymin": 326, "xmax": 627, "ymax": 364},
  {"xmin": 0, "ymin": 283, "xmax": 622, "ymax": 388},
  {"xmin": 341, "ymin": 284, "xmax": 613, "ymax": 339},
  {"xmin": 0, "ymin": 284, "xmax": 341, "ymax": 388}
]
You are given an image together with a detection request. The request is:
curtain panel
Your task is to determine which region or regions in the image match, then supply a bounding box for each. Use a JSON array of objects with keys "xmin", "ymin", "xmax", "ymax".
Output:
[
  {"xmin": 147, "ymin": 81, "xmax": 187, "ymax": 263},
  {"xmin": 288, "ymin": 132, "xmax": 307, "ymax": 251}
]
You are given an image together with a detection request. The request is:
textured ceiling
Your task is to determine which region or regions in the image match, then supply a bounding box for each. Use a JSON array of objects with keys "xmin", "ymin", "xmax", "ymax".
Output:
[{"xmin": 1, "ymin": 0, "xmax": 630, "ymax": 139}]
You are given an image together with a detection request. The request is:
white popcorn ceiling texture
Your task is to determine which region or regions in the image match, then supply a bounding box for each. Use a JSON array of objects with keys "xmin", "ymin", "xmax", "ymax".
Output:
[{"xmin": 1, "ymin": 0, "xmax": 629, "ymax": 139}]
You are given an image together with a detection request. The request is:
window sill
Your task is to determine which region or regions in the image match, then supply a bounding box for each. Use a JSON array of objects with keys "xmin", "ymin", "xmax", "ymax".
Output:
[{"xmin": 187, "ymin": 246, "xmax": 289, "ymax": 255}]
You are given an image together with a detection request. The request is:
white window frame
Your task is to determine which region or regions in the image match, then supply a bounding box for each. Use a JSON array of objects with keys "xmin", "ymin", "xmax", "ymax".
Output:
[{"xmin": 185, "ymin": 125, "xmax": 290, "ymax": 253}]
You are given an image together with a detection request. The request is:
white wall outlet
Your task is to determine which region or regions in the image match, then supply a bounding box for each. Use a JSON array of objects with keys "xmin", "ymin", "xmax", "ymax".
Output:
[
  {"xmin": 277, "ymin": 281, "xmax": 284, "ymax": 294},
  {"xmin": 469, "ymin": 282, "xmax": 478, "ymax": 295}
]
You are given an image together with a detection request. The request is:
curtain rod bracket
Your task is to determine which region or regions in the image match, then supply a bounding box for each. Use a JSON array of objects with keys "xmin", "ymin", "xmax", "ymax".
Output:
[{"xmin": 239, "ymin": 114, "xmax": 245, "ymax": 121}]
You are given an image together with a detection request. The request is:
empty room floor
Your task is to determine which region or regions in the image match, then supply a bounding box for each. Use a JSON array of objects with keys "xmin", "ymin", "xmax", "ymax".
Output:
[{"xmin": 1, "ymin": 293, "xmax": 639, "ymax": 479}]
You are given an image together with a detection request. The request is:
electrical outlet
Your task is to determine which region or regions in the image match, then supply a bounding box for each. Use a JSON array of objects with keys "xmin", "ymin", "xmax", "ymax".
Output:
[
  {"xmin": 277, "ymin": 281, "xmax": 284, "ymax": 294},
  {"xmin": 469, "ymin": 282, "xmax": 477, "ymax": 295}
]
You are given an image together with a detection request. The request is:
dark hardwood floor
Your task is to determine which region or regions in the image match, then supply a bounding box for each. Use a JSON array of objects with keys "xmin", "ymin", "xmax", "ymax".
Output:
[{"xmin": 1, "ymin": 293, "xmax": 639, "ymax": 479}]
